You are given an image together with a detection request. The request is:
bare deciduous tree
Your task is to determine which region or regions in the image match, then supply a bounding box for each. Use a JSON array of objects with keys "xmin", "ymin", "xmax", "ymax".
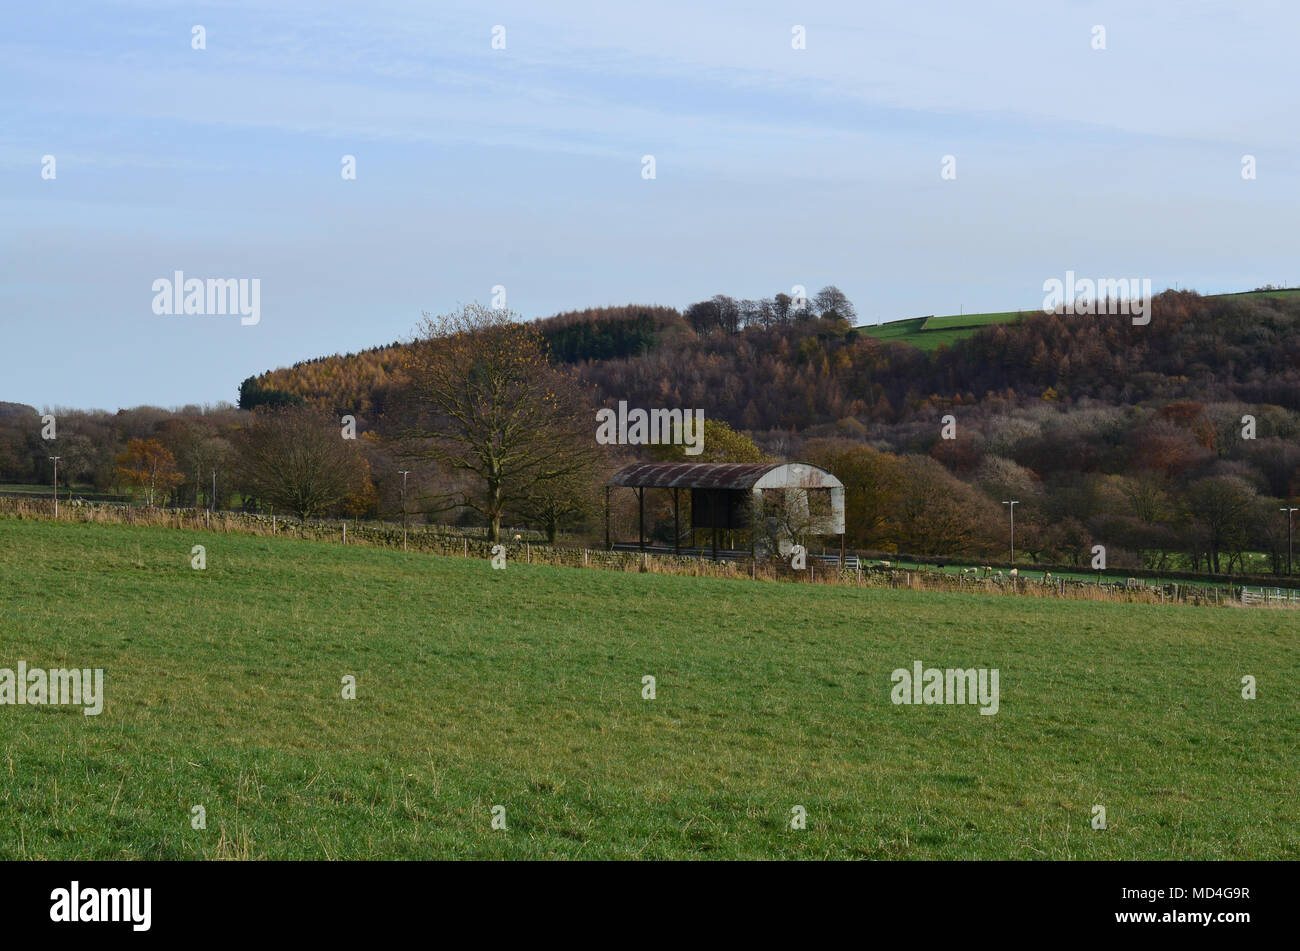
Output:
[
  {"xmin": 399, "ymin": 303, "xmax": 597, "ymax": 542},
  {"xmin": 234, "ymin": 406, "xmax": 370, "ymax": 518}
]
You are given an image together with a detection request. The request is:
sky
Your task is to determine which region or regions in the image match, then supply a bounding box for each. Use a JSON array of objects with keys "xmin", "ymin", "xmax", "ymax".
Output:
[{"xmin": 2, "ymin": 0, "xmax": 1298, "ymax": 410}]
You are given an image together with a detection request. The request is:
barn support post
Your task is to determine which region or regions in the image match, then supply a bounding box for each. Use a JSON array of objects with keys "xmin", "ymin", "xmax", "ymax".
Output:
[
  {"xmin": 638, "ymin": 488, "xmax": 645, "ymax": 551},
  {"xmin": 673, "ymin": 488, "xmax": 680, "ymax": 555},
  {"xmin": 711, "ymin": 490, "xmax": 719, "ymax": 561},
  {"xmin": 604, "ymin": 486, "xmax": 611, "ymax": 551}
]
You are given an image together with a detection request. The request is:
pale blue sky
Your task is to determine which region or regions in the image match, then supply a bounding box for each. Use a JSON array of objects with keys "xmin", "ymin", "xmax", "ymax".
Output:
[{"xmin": 2, "ymin": 0, "xmax": 1297, "ymax": 409}]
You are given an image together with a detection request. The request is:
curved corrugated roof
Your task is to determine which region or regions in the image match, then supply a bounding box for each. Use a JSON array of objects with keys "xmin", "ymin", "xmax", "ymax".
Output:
[{"xmin": 607, "ymin": 461, "xmax": 841, "ymax": 490}]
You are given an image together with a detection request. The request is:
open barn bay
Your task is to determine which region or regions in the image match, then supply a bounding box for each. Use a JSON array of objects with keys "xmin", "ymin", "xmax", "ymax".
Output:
[{"xmin": 1, "ymin": 517, "xmax": 1295, "ymax": 860}]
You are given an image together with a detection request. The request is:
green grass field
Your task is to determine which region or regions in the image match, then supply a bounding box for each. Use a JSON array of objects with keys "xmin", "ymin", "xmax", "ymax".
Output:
[
  {"xmin": 860, "ymin": 310, "xmax": 1027, "ymax": 351},
  {"xmin": 1, "ymin": 517, "xmax": 1296, "ymax": 859},
  {"xmin": 858, "ymin": 289, "xmax": 1300, "ymax": 351},
  {"xmin": 1213, "ymin": 289, "xmax": 1300, "ymax": 302},
  {"xmin": 919, "ymin": 311, "xmax": 1022, "ymax": 331}
]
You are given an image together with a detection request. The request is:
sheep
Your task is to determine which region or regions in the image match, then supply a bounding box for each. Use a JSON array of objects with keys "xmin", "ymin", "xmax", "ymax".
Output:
[{"xmin": 1009, "ymin": 568, "xmax": 1019, "ymax": 577}]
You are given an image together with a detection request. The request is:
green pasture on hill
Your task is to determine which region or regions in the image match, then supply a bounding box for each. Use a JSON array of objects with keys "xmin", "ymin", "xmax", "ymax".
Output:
[
  {"xmin": 860, "ymin": 310, "xmax": 1026, "ymax": 350},
  {"xmin": 857, "ymin": 289, "xmax": 1300, "ymax": 350}
]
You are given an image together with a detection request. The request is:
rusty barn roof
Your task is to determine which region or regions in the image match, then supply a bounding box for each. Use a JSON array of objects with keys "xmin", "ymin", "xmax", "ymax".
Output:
[{"xmin": 607, "ymin": 461, "xmax": 839, "ymax": 490}]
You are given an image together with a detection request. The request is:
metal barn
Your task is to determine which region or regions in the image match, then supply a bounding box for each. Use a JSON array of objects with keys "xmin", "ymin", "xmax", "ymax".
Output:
[{"xmin": 605, "ymin": 461, "xmax": 846, "ymax": 561}]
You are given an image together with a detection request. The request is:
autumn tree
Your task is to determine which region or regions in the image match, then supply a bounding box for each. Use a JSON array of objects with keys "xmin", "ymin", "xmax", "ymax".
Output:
[
  {"xmin": 233, "ymin": 406, "xmax": 371, "ymax": 518},
  {"xmin": 398, "ymin": 303, "xmax": 597, "ymax": 543},
  {"xmin": 648, "ymin": 418, "xmax": 768, "ymax": 463},
  {"xmin": 803, "ymin": 440, "xmax": 902, "ymax": 550},
  {"xmin": 891, "ymin": 455, "xmax": 999, "ymax": 555},
  {"xmin": 115, "ymin": 438, "xmax": 184, "ymax": 506}
]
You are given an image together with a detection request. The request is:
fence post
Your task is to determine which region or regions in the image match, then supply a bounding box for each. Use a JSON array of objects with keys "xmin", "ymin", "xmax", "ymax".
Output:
[{"xmin": 342, "ymin": 522, "xmax": 347, "ymax": 545}]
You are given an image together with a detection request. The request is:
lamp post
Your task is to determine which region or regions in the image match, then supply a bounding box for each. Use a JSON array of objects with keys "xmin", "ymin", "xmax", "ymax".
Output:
[
  {"xmin": 49, "ymin": 456, "xmax": 60, "ymax": 518},
  {"xmin": 1282, "ymin": 507, "xmax": 1298, "ymax": 576},
  {"xmin": 399, "ymin": 470, "xmax": 411, "ymax": 551},
  {"xmin": 1002, "ymin": 499, "xmax": 1019, "ymax": 565}
]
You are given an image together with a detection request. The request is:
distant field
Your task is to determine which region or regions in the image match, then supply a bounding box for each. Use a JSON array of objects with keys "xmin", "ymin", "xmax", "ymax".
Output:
[
  {"xmin": 1, "ymin": 517, "xmax": 1295, "ymax": 860},
  {"xmin": 860, "ymin": 310, "xmax": 1028, "ymax": 351},
  {"xmin": 1214, "ymin": 288, "xmax": 1300, "ymax": 302},
  {"xmin": 859, "ymin": 288, "xmax": 1300, "ymax": 350},
  {"xmin": 0, "ymin": 483, "xmax": 127, "ymax": 503},
  {"xmin": 0, "ymin": 483, "xmax": 54, "ymax": 496},
  {"xmin": 919, "ymin": 311, "xmax": 1022, "ymax": 331}
]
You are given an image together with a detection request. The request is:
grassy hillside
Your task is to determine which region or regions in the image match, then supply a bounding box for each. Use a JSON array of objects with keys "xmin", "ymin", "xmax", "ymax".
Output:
[
  {"xmin": 860, "ymin": 310, "xmax": 1027, "ymax": 351},
  {"xmin": 1, "ymin": 518, "xmax": 1295, "ymax": 859},
  {"xmin": 859, "ymin": 289, "xmax": 1300, "ymax": 351}
]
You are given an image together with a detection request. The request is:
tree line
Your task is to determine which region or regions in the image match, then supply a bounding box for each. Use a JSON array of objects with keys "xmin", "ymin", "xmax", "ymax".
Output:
[{"xmin": 4, "ymin": 287, "xmax": 1299, "ymax": 574}]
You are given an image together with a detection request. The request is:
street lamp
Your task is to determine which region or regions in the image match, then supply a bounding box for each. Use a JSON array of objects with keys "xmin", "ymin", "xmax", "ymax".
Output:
[
  {"xmin": 1002, "ymin": 500, "xmax": 1019, "ymax": 565},
  {"xmin": 49, "ymin": 456, "xmax": 60, "ymax": 519},
  {"xmin": 399, "ymin": 470, "xmax": 411, "ymax": 551},
  {"xmin": 1282, "ymin": 507, "xmax": 1298, "ymax": 576}
]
